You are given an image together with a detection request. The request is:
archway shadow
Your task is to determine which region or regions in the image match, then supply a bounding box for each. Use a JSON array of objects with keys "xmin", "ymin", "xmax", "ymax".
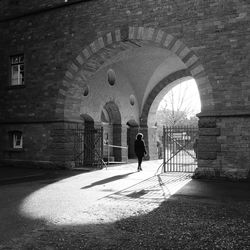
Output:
[
  {"xmin": 0, "ymin": 168, "xmax": 93, "ymax": 245},
  {"xmin": 1, "ymin": 170, "xmax": 250, "ymax": 249},
  {"xmin": 81, "ymin": 172, "xmax": 135, "ymax": 189}
]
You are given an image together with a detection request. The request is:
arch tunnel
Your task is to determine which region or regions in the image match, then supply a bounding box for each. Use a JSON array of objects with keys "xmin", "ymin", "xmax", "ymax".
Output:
[{"xmin": 57, "ymin": 27, "xmax": 206, "ymax": 165}]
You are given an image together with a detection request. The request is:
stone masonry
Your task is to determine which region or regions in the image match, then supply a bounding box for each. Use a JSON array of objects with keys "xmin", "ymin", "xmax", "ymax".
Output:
[{"xmin": 0, "ymin": 0, "xmax": 250, "ymax": 180}]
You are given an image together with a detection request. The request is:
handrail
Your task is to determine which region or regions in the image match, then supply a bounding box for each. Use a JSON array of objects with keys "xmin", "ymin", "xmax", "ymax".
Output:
[
  {"xmin": 103, "ymin": 143, "xmax": 128, "ymax": 165},
  {"xmin": 104, "ymin": 144, "xmax": 128, "ymax": 149}
]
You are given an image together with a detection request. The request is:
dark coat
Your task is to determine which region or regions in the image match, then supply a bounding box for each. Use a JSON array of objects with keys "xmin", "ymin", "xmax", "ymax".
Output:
[{"xmin": 134, "ymin": 139, "xmax": 147, "ymax": 157}]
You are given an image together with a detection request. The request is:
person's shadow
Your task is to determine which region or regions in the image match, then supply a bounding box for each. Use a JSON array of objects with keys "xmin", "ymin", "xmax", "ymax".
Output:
[{"xmin": 81, "ymin": 172, "xmax": 134, "ymax": 189}]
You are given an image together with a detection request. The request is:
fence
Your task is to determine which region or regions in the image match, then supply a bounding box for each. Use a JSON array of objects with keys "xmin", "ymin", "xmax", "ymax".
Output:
[
  {"xmin": 163, "ymin": 126, "xmax": 198, "ymax": 172},
  {"xmin": 73, "ymin": 127, "xmax": 104, "ymax": 168}
]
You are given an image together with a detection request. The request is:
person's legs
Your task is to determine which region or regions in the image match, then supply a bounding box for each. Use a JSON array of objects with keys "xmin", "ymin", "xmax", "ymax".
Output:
[
  {"xmin": 137, "ymin": 155, "xmax": 142, "ymax": 171},
  {"xmin": 138, "ymin": 156, "xmax": 143, "ymax": 171}
]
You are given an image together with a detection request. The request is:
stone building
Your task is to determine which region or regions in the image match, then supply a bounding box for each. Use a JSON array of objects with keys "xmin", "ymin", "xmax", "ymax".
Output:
[{"xmin": 0, "ymin": 0, "xmax": 249, "ymax": 179}]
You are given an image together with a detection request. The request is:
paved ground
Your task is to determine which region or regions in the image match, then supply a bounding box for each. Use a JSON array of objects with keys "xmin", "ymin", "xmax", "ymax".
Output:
[{"xmin": 0, "ymin": 160, "xmax": 249, "ymax": 249}]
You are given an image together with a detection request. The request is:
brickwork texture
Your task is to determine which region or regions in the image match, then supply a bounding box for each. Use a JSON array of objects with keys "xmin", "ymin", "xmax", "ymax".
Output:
[{"xmin": 0, "ymin": 0, "xmax": 250, "ymax": 179}]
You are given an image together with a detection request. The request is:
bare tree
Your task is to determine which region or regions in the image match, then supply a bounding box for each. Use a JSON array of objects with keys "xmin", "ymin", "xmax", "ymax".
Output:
[{"xmin": 156, "ymin": 81, "xmax": 200, "ymax": 128}]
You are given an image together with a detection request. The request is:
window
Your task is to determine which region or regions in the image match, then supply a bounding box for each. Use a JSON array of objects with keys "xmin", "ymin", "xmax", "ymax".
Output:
[
  {"xmin": 9, "ymin": 131, "xmax": 23, "ymax": 149},
  {"xmin": 10, "ymin": 55, "xmax": 24, "ymax": 86}
]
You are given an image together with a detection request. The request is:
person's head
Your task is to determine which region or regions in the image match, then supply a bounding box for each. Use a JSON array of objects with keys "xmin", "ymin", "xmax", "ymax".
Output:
[{"xmin": 136, "ymin": 133, "xmax": 143, "ymax": 140}]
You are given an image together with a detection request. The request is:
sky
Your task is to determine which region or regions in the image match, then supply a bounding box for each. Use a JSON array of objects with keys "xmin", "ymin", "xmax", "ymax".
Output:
[{"xmin": 158, "ymin": 79, "xmax": 201, "ymax": 117}]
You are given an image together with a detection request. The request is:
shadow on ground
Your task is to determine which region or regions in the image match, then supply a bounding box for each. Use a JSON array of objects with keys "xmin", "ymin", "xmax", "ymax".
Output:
[
  {"xmin": 1, "ymin": 170, "xmax": 250, "ymax": 250},
  {"xmin": 0, "ymin": 169, "xmax": 91, "ymax": 246},
  {"xmin": 0, "ymin": 166, "xmax": 88, "ymax": 186},
  {"xmin": 81, "ymin": 172, "xmax": 135, "ymax": 189}
]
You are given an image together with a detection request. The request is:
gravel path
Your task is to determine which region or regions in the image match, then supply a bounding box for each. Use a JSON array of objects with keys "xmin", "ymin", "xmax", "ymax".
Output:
[{"xmin": 1, "ymin": 175, "xmax": 249, "ymax": 250}]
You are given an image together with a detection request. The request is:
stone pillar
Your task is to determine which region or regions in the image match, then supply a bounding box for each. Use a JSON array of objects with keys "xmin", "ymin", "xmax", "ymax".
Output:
[
  {"xmin": 193, "ymin": 116, "xmax": 221, "ymax": 178},
  {"xmin": 111, "ymin": 124, "xmax": 129, "ymax": 162},
  {"xmin": 194, "ymin": 113, "xmax": 250, "ymax": 180},
  {"xmin": 113, "ymin": 124, "xmax": 122, "ymax": 161},
  {"xmin": 49, "ymin": 122, "xmax": 82, "ymax": 169},
  {"xmin": 127, "ymin": 126, "xmax": 138, "ymax": 159},
  {"xmin": 148, "ymin": 126, "xmax": 158, "ymax": 160},
  {"xmin": 121, "ymin": 124, "xmax": 129, "ymax": 162},
  {"xmin": 216, "ymin": 115, "xmax": 250, "ymax": 180}
]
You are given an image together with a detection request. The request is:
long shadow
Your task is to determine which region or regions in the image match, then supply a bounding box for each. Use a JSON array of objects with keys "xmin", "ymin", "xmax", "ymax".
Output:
[
  {"xmin": 100, "ymin": 173, "xmax": 191, "ymax": 202},
  {"xmin": 1, "ymin": 169, "xmax": 250, "ymax": 249},
  {"xmin": 81, "ymin": 172, "xmax": 135, "ymax": 189}
]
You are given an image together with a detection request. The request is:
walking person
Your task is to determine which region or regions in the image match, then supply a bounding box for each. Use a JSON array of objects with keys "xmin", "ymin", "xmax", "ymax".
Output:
[{"xmin": 134, "ymin": 133, "xmax": 147, "ymax": 171}]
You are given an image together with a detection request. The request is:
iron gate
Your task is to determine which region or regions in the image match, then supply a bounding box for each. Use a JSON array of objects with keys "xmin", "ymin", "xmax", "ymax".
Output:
[
  {"xmin": 163, "ymin": 126, "xmax": 198, "ymax": 172},
  {"xmin": 73, "ymin": 127, "xmax": 103, "ymax": 168}
]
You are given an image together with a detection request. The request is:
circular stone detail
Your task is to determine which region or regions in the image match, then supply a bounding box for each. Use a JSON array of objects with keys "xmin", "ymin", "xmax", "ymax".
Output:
[
  {"xmin": 107, "ymin": 68, "xmax": 116, "ymax": 86},
  {"xmin": 130, "ymin": 95, "xmax": 135, "ymax": 106},
  {"xmin": 83, "ymin": 85, "xmax": 89, "ymax": 96}
]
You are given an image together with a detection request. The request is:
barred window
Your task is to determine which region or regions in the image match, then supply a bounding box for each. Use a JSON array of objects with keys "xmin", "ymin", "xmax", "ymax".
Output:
[{"xmin": 10, "ymin": 55, "xmax": 24, "ymax": 86}]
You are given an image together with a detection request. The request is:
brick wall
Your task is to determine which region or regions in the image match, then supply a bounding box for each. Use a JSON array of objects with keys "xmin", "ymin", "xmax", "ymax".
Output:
[
  {"xmin": 1, "ymin": 0, "xmax": 249, "ymax": 121},
  {"xmin": 0, "ymin": 122, "xmax": 67, "ymax": 168},
  {"xmin": 0, "ymin": 0, "xmax": 84, "ymax": 20},
  {"xmin": 0, "ymin": 0, "xmax": 249, "ymax": 178},
  {"xmin": 219, "ymin": 117, "xmax": 250, "ymax": 176},
  {"xmin": 195, "ymin": 115, "xmax": 250, "ymax": 179}
]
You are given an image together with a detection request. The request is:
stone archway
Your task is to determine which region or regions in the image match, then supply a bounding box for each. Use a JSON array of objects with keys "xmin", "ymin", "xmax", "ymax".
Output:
[
  {"xmin": 140, "ymin": 69, "xmax": 192, "ymax": 126},
  {"xmin": 56, "ymin": 26, "xmax": 213, "ymax": 121},
  {"xmin": 102, "ymin": 101, "xmax": 122, "ymax": 162},
  {"xmin": 80, "ymin": 113, "xmax": 95, "ymax": 128},
  {"xmin": 56, "ymin": 25, "xmax": 214, "ymax": 167},
  {"xmin": 139, "ymin": 70, "xmax": 195, "ymax": 160}
]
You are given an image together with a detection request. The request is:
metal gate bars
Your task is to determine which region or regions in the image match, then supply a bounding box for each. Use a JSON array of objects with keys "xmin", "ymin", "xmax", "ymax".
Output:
[
  {"xmin": 73, "ymin": 127, "xmax": 104, "ymax": 168},
  {"xmin": 163, "ymin": 126, "xmax": 198, "ymax": 173}
]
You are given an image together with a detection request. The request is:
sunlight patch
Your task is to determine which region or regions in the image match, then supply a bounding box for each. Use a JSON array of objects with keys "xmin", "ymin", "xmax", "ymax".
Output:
[{"xmin": 19, "ymin": 172, "xmax": 191, "ymax": 226}]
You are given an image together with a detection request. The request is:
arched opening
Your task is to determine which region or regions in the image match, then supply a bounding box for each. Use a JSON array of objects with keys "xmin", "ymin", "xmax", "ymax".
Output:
[
  {"xmin": 58, "ymin": 26, "xmax": 213, "ymax": 169},
  {"xmin": 142, "ymin": 76, "xmax": 201, "ymax": 161},
  {"xmin": 146, "ymin": 76, "xmax": 201, "ymax": 130},
  {"xmin": 79, "ymin": 114, "xmax": 95, "ymax": 167},
  {"xmin": 156, "ymin": 78, "xmax": 200, "ymax": 127},
  {"xmin": 101, "ymin": 101, "xmax": 122, "ymax": 162},
  {"xmin": 154, "ymin": 78, "xmax": 201, "ymax": 162},
  {"xmin": 126, "ymin": 120, "xmax": 139, "ymax": 159},
  {"xmin": 80, "ymin": 114, "xmax": 95, "ymax": 128}
]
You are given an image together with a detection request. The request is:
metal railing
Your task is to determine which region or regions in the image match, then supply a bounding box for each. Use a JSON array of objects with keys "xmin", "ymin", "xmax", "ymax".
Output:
[
  {"xmin": 103, "ymin": 143, "xmax": 128, "ymax": 165},
  {"xmin": 163, "ymin": 126, "xmax": 198, "ymax": 173},
  {"xmin": 73, "ymin": 127, "xmax": 104, "ymax": 168}
]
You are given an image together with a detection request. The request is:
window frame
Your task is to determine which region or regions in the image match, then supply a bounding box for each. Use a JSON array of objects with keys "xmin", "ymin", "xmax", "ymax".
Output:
[
  {"xmin": 9, "ymin": 131, "xmax": 23, "ymax": 149},
  {"xmin": 10, "ymin": 54, "xmax": 25, "ymax": 87}
]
